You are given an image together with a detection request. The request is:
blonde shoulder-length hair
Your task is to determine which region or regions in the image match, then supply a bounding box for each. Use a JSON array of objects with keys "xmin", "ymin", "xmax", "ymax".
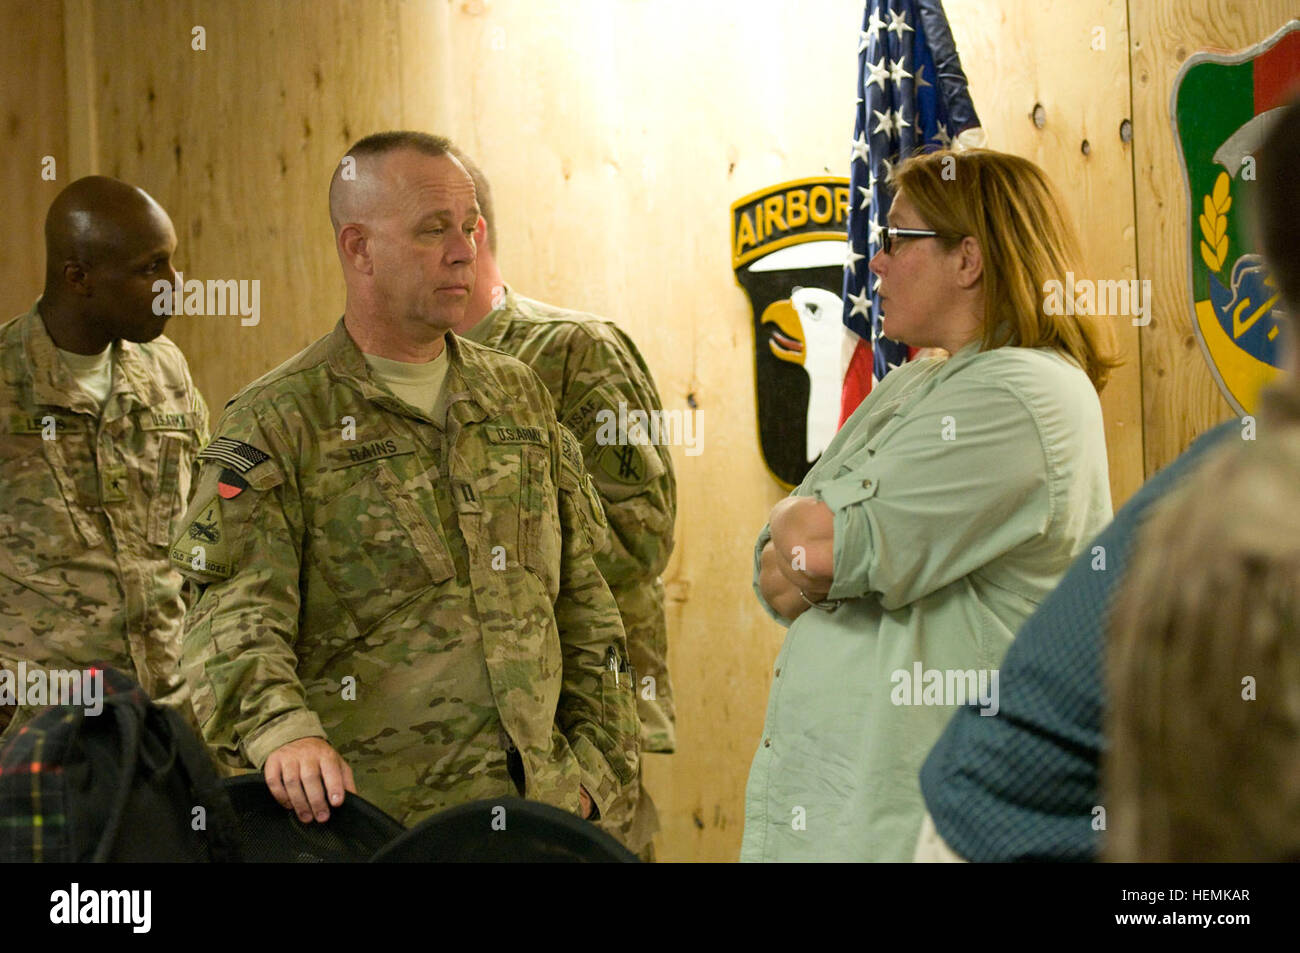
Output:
[{"xmin": 890, "ymin": 148, "xmax": 1120, "ymax": 392}]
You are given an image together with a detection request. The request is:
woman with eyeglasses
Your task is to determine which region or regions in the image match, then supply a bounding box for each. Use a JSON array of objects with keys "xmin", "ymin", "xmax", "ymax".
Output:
[{"xmin": 741, "ymin": 148, "xmax": 1119, "ymax": 862}]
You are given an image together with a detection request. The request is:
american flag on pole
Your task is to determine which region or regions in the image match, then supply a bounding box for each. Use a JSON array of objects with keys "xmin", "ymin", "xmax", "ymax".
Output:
[{"xmin": 840, "ymin": 0, "xmax": 983, "ymax": 424}]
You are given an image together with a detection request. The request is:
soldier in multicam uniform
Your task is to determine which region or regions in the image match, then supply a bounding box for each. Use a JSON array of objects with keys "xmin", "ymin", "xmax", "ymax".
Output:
[
  {"xmin": 450, "ymin": 148, "xmax": 677, "ymax": 859},
  {"xmin": 172, "ymin": 132, "xmax": 639, "ymax": 833},
  {"xmin": 0, "ymin": 177, "xmax": 208, "ymax": 741}
]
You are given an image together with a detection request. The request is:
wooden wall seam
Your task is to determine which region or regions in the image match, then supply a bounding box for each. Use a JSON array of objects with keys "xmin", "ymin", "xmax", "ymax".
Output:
[
  {"xmin": 62, "ymin": 0, "xmax": 98, "ymax": 180},
  {"xmin": 1124, "ymin": 0, "xmax": 1148, "ymax": 477}
]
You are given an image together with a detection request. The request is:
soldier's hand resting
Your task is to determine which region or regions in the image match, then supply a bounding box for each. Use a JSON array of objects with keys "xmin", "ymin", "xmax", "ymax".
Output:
[{"xmin": 264, "ymin": 736, "xmax": 357, "ymax": 823}]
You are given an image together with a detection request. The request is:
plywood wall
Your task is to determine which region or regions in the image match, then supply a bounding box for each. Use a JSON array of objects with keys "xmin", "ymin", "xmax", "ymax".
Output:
[
  {"xmin": 1, "ymin": 0, "xmax": 1277, "ymax": 862},
  {"xmin": 80, "ymin": 0, "xmax": 416, "ymax": 405},
  {"xmin": 0, "ymin": 1, "xmax": 68, "ymax": 321},
  {"xmin": 1131, "ymin": 0, "xmax": 1297, "ymax": 474},
  {"xmin": 946, "ymin": 0, "xmax": 1144, "ymax": 505}
]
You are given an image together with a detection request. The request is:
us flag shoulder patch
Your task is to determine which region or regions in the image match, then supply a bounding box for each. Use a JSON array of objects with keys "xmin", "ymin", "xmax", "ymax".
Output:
[{"xmin": 199, "ymin": 436, "xmax": 271, "ymax": 474}]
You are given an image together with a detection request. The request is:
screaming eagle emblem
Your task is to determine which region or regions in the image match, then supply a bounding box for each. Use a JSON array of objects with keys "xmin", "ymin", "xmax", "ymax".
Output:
[{"xmin": 732, "ymin": 177, "xmax": 853, "ymax": 487}]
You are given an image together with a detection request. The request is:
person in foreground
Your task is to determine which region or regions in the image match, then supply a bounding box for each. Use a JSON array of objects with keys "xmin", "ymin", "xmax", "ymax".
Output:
[
  {"xmin": 0, "ymin": 177, "xmax": 207, "ymax": 742},
  {"xmin": 1104, "ymin": 94, "xmax": 1300, "ymax": 863},
  {"xmin": 742, "ymin": 148, "xmax": 1117, "ymax": 862},
  {"xmin": 171, "ymin": 131, "xmax": 639, "ymax": 830},
  {"xmin": 917, "ymin": 95, "xmax": 1300, "ymax": 863}
]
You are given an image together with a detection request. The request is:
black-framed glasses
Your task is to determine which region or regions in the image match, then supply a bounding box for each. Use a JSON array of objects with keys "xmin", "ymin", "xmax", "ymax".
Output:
[{"xmin": 881, "ymin": 227, "xmax": 950, "ymax": 255}]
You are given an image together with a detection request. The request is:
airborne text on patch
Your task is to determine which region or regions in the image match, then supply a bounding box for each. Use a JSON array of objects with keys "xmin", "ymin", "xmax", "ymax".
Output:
[
  {"xmin": 731, "ymin": 177, "xmax": 852, "ymax": 269},
  {"xmin": 563, "ymin": 394, "xmax": 605, "ymax": 440}
]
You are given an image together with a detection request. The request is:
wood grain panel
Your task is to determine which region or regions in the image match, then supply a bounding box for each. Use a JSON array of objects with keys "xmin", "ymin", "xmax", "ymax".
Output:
[
  {"xmin": 0, "ymin": 0, "xmax": 69, "ymax": 320},
  {"xmin": 946, "ymin": 0, "xmax": 1144, "ymax": 506},
  {"xmin": 1130, "ymin": 0, "xmax": 1296, "ymax": 474},
  {"xmin": 82, "ymin": 0, "xmax": 410, "ymax": 414}
]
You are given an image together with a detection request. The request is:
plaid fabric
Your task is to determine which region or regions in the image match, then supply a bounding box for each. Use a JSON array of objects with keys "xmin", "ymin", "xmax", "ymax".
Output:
[
  {"xmin": 0, "ymin": 667, "xmax": 143, "ymax": 862},
  {"xmin": 0, "ymin": 708, "xmax": 77, "ymax": 862},
  {"xmin": 919, "ymin": 422, "xmax": 1237, "ymax": 861}
]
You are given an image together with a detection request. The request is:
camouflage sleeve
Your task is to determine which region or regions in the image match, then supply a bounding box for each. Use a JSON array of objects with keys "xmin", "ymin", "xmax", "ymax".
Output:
[
  {"xmin": 559, "ymin": 329, "xmax": 678, "ymax": 751},
  {"xmin": 550, "ymin": 422, "xmax": 640, "ymax": 823},
  {"xmin": 151, "ymin": 362, "xmax": 213, "ymax": 729},
  {"xmin": 170, "ymin": 405, "xmax": 325, "ymax": 771}
]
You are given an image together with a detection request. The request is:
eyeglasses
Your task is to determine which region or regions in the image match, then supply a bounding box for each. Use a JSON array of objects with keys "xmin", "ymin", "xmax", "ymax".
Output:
[{"xmin": 881, "ymin": 227, "xmax": 953, "ymax": 255}]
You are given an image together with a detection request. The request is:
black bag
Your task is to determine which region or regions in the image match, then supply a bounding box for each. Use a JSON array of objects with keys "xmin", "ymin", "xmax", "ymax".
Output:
[
  {"xmin": 371, "ymin": 796, "xmax": 639, "ymax": 863},
  {"xmin": 0, "ymin": 666, "xmax": 241, "ymax": 862}
]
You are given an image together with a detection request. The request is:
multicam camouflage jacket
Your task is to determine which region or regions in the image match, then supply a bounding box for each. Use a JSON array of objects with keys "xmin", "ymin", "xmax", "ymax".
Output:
[
  {"xmin": 171, "ymin": 320, "xmax": 639, "ymax": 828},
  {"xmin": 0, "ymin": 303, "xmax": 208, "ymax": 741},
  {"xmin": 463, "ymin": 290, "xmax": 678, "ymax": 753}
]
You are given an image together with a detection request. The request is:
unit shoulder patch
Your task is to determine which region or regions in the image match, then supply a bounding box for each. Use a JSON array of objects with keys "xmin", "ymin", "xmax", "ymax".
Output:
[
  {"xmin": 558, "ymin": 425, "xmax": 585, "ymax": 490},
  {"xmin": 169, "ymin": 496, "xmax": 237, "ymax": 580},
  {"xmin": 217, "ymin": 468, "xmax": 249, "ymax": 499},
  {"xmin": 594, "ymin": 441, "xmax": 655, "ymax": 487}
]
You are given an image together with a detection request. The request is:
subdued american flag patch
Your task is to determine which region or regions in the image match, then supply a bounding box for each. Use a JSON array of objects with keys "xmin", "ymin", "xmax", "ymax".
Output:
[{"xmin": 199, "ymin": 436, "xmax": 271, "ymax": 474}]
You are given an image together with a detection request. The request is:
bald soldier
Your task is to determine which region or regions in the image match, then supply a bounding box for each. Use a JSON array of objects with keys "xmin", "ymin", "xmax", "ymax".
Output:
[
  {"xmin": 450, "ymin": 148, "xmax": 677, "ymax": 857},
  {"xmin": 0, "ymin": 177, "xmax": 208, "ymax": 739},
  {"xmin": 172, "ymin": 131, "xmax": 639, "ymax": 830}
]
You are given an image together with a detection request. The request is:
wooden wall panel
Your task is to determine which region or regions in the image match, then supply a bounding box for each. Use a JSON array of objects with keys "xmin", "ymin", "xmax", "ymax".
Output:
[
  {"xmin": 945, "ymin": 0, "xmax": 1144, "ymax": 506},
  {"xmin": 84, "ymin": 0, "xmax": 412, "ymax": 414},
  {"xmin": 1130, "ymin": 1, "xmax": 1296, "ymax": 475},
  {"xmin": 0, "ymin": 0, "xmax": 68, "ymax": 322}
]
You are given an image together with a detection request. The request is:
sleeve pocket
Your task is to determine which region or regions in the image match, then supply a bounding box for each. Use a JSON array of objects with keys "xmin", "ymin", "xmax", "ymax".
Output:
[
  {"xmin": 817, "ymin": 469, "xmax": 880, "ymax": 513},
  {"xmin": 147, "ymin": 435, "xmax": 190, "ymax": 547}
]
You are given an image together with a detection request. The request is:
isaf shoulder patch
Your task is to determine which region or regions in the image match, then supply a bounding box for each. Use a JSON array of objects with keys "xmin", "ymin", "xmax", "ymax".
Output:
[
  {"xmin": 558, "ymin": 425, "xmax": 585, "ymax": 490},
  {"xmin": 556, "ymin": 425, "xmax": 608, "ymax": 533}
]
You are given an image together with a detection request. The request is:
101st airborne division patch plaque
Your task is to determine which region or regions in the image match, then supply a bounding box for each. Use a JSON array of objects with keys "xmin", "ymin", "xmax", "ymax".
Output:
[{"xmin": 732, "ymin": 177, "xmax": 852, "ymax": 489}]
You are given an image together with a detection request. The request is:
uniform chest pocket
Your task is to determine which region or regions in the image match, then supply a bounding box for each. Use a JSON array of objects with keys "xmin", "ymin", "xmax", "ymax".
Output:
[
  {"xmin": 307, "ymin": 461, "xmax": 456, "ymax": 635},
  {"xmin": 0, "ymin": 445, "xmax": 87, "ymax": 576}
]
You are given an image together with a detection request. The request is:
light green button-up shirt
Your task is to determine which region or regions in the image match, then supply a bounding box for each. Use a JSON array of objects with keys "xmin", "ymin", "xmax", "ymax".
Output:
[{"xmin": 741, "ymin": 343, "xmax": 1113, "ymax": 862}]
